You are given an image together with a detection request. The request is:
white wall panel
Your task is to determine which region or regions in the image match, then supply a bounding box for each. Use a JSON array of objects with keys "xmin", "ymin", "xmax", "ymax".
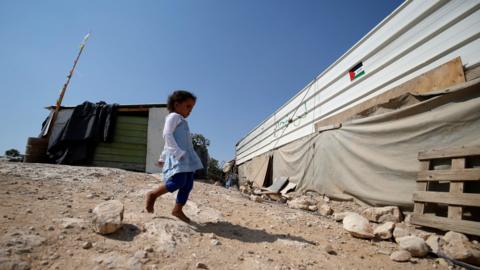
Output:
[{"xmin": 236, "ymin": 0, "xmax": 480, "ymax": 165}]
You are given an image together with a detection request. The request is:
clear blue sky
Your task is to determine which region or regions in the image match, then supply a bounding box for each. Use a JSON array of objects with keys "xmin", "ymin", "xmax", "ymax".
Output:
[{"xmin": 0, "ymin": 0, "xmax": 402, "ymax": 162}]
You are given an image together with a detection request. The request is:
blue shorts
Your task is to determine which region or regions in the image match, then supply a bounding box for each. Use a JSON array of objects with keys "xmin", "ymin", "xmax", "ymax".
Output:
[{"xmin": 165, "ymin": 172, "xmax": 194, "ymax": 205}]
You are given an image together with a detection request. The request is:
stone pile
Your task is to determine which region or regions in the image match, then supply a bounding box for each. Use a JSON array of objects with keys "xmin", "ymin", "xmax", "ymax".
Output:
[
  {"xmin": 240, "ymin": 182, "xmax": 335, "ymax": 218},
  {"xmin": 336, "ymin": 206, "xmax": 480, "ymax": 267}
]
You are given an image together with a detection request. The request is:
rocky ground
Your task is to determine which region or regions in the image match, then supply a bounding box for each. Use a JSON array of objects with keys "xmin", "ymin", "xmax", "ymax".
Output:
[{"xmin": 0, "ymin": 162, "xmax": 473, "ymax": 270}]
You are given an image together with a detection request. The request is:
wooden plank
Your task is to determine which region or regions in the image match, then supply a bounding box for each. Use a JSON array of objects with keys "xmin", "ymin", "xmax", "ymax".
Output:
[
  {"xmin": 411, "ymin": 214, "xmax": 480, "ymax": 236},
  {"xmin": 418, "ymin": 146, "xmax": 480, "ymax": 160},
  {"xmin": 115, "ymin": 122, "xmax": 149, "ymax": 131},
  {"xmin": 414, "ymin": 161, "xmax": 430, "ymax": 215},
  {"xmin": 114, "ymin": 128, "xmax": 147, "ymax": 138},
  {"xmin": 314, "ymin": 57, "xmax": 465, "ymax": 130},
  {"xmin": 93, "ymin": 153, "xmax": 146, "ymax": 164},
  {"xmin": 449, "ymin": 158, "xmax": 466, "ymax": 219},
  {"xmin": 113, "ymin": 136, "xmax": 147, "ymax": 145},
  {"xmin": 417, "ymin": 168, "xmax": 480, "ymax": 181},
  {"xmin": 94, "ymin": 147, "xmax": 146, "ymax": 157},
  {"xmin": 96, "ymin": 142, "xmax": 146, "ymax": 151},
  {"xmin": 412, "ymin": 191, "xmax": 480, "ymax": 207},
  {"xmin": 116, "ymin": 116, "xmax": 148, "ymax": 125}
]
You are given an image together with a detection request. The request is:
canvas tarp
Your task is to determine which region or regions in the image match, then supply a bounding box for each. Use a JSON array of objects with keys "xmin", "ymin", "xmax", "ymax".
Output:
[
  {"xmin": 238, "ymin": 153, "xmax": 271, "ymax": 187},
  {"xmin": 246, "ymin": 79, "xmax": 480, "ymax": 207}
]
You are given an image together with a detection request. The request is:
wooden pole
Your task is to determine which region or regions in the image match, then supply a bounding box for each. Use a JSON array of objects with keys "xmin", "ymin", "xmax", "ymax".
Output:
[{"xmin": 45, "ymin": 33, "xmax": 90, "ymax": 138}]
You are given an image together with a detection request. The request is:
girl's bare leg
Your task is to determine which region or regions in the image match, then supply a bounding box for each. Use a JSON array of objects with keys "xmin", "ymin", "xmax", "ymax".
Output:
[
  {"xmin": 145, "ymin": 184, "xmax": 168, "ymax": 213},
  {"xmin": 171, "ymin": 203, "xmax": 191, "ymax": 223}
]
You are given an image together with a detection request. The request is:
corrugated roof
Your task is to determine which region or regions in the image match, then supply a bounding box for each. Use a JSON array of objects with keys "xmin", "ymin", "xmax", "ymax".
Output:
[{"xmin": 45, "ymin": 103, "xmax": 166, "ymax": 110}]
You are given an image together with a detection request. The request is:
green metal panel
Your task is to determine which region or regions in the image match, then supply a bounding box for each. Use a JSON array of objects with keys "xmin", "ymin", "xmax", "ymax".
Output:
[{"xmin": 92, "ymin": 115, "xmax": 148, "ymax": 171}]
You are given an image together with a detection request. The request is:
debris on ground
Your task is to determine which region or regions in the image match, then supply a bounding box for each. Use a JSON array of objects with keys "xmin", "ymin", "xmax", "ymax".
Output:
[{"xmin": 1, "ymin": 162, "xmax": 478, "ymax": 269}]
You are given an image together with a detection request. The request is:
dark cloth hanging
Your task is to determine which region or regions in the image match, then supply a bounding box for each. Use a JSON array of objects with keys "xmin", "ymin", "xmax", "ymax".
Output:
[{"xmin": 47, "ymin": 101, "xmax": 118, "ymax": 164}]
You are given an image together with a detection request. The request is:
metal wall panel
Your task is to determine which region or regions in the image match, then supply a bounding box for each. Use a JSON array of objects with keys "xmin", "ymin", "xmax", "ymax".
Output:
[
  {"xmin": 93, "ymin": 115, "xmax": 148, "ymax": 171},
  {"xmin": 236, "ymin": 0, "xmax": 480, "ymax": 164}
]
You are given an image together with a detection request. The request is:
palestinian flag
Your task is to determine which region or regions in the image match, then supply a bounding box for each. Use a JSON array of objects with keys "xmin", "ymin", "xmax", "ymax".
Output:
[{"xmin": 349, "ymin": 62, "xmax": 365, "ymax": 81}]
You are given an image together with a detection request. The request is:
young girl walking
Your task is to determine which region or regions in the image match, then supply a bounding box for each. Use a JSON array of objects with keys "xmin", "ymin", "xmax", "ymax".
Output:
[{"xmin": 145, "ymin": 90, "xmax": 204, "ymax": 223}]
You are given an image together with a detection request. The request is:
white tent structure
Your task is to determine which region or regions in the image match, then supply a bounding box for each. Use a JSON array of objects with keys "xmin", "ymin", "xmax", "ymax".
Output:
[{"xmin": 236, "ymin": 0, "xmax": 480, "ymax": 206}]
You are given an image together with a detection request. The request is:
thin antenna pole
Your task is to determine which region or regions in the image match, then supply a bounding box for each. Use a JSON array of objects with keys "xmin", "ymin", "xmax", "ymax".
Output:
[
  {"xmin": 55, "ymin": 32, "xmax": 91, "ymax": 112},
  {"xmin": 45, "ymin": 33, "xmax": 91, "ymax": 138}
]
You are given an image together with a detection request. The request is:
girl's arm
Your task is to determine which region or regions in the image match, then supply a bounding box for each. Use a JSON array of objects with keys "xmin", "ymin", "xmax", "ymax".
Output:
[
  {"xmin": 156, "ymin": 151, "xmax": 166, "ymax": 167},
  {"xmin": 161, "ymin": 113, "xmax": 186, "ymax": 161}
]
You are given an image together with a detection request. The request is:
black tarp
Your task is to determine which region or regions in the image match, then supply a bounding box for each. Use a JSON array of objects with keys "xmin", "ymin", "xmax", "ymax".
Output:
[{"xmin": 47, "ymin": 101, "xmax": 118, "ymax": 164}]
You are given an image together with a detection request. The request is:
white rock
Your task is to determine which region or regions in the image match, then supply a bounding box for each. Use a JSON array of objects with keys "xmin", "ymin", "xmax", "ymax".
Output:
[
  {"xmin": 390, "ymin": 250, "xmax": 411, "ymax": 262},
  {"xmin": 426, "ymin": 235, "xmax": 441, "ymax": 254},
  {"xmin": 404, "ymin": 214, "xmax": 412, "ymax": 224},
  {"xmin": 443, "ymin": 231, "xmax": 469, "ymax": 243},
  {"xmin": 416, "ymin": 231, "xmax": 432, "ymax": 241},
  {"xmin": 393, "ymin": 223, "xmax": 414, "ymax": 243},
  {"xmin": 333, "ymin": 212, "xmax": 354, "ymax": 222},
  {"xmin": 307, "ymin": 205, "xmax": 318, "ymax": 212},
  {"xmin": 342, "ymin": 213, "xmax": 374, "ymax": 239},
  {"xmin": 397, "ymin": 235, "xmax": 429, "ymax": 257},
  {"xmin": 210, "ymin": 239, "xmax": 220, "ymax": 246},
  {"xmin": 134, "ymin": 250, "xmax": 148, "ymax": 259},
  {"xmin": 182, "ymin": 202, "xmax": 224, "ymax": 223},
  {"xmin": 287, "ymin": 197, "xmax": 310, "ymax": 210},
  {"xmin": 442, "ymin": 231, "xmax": 480, "ymax": 265},
  {"xmin": 82, "ymin": 241, "xmax": 92, "ymax": 249},
  {"xmin": 319, "ymin": 204, "xmax": 333, "ymax": 216},
  {"xmin": 361, "ymin": 206, "xmax": 402, "ymax": 223},
  {"xmin": 92, "ymin": 200, "xmax": 124, "ymax": 235},
  {"xmin": 144, "ymin": 219, "xmax": 194, "ymax": 254},
  {"xmin": 250, "ymin": 195, "xmax": 263, "ymax": 203},
  {"xmin": 373, "ymin": 222, "xmax": 395, "ymax": 240}
]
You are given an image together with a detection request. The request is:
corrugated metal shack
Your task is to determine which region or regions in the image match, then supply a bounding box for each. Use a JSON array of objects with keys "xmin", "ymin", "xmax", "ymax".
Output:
[{"xmin": 45, "ymin": 103, "xmax": 168, "ymax": 173}]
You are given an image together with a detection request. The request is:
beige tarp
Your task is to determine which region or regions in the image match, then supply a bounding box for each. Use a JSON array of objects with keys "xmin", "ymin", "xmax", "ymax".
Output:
[
  {"xmin": 237, "ymin": 153, "xmax": 271, "ymax": 187},
  {"xmin": 260, "ymin": 79, "xmax": 480, "ymax": 207}
]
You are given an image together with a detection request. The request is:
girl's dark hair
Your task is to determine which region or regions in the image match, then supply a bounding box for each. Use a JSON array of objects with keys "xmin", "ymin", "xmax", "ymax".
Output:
[{"xmin": 167, "ymin": 90, "xmax": 197, "ymax": 112}]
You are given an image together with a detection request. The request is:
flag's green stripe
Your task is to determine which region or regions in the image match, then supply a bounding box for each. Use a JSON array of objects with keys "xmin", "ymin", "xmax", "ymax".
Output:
[{"xmin": 354, "ymin": 70, "xmax": 365, "ymax": 79}]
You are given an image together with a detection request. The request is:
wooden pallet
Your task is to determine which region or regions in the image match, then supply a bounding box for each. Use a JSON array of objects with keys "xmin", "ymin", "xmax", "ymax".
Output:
[{"xmin": 411, "ymin": 146, "xmax": 480, "ymax": 236}]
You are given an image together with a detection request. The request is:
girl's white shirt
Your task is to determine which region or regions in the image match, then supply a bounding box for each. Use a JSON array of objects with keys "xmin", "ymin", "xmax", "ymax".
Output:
[{"xmin": 159, "ymin": 112, "xmax": 186, "ymax": 162}]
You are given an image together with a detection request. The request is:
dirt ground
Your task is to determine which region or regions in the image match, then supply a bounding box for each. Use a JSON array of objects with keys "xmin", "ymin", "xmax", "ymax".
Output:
[{"xmin": 0, "ymin": 162, "xmax": 448, "ymax": 270}]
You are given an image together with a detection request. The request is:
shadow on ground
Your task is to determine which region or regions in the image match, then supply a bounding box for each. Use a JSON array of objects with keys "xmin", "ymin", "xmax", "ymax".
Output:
[
  {"xmin": 104, "ymin": 223, "xmax": 141, "ymax": 242},
  {"xmin": 191, "ymin": 221, "xmax": 316, "ymax": 245}
]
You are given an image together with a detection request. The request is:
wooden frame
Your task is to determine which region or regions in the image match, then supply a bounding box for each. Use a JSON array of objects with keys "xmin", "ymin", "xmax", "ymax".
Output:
[{"xmin": 411, "ymin": 146, "xmax": 480, "ymax": 236}]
